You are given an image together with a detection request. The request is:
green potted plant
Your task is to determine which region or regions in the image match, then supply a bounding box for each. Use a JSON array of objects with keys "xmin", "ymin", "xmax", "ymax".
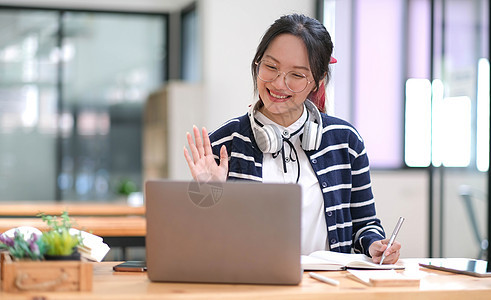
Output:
[
  {"xmin": 0, "ymin": 211, "xmax": 83, "ymax": 261},
  {"xmin": 39, "ymin": 211, "xmax": 83, "ymax": 260}
]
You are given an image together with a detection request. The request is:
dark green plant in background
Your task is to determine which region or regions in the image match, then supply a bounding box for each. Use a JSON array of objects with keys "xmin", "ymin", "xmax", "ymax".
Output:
[{"xmin": 117, "ymin": 178, "xmax": 138, "ymax": 196}]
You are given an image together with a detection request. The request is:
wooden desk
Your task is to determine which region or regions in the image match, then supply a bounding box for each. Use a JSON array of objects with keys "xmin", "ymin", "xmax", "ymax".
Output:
[
  {"xmin": 0, "ymin": 201, "xmax": 145, "ymax": 217},
  {"xmin": 0, "ymin": 216, "xmax": 146, "ymax": 237},
  {"xmin": 1, "ymin": 260, "xmax": 491, "ymax": 299}
]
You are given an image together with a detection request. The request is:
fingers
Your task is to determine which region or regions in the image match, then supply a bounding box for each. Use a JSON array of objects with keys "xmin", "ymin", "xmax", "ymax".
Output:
[
  {"xmin": 183, "ymin": 146, "xmax": 193, "ymax": 166},
  {"xmin": 369, "ymin": 239, "xmax": 402, "ymax": 264},
  {"xmin": 186, "ymin": 125, "xmax": 209, "ymax": 164},
  {"xmin": 379, "ymin": 238, "xmax": 390, "ymax": 247},
  {"xmin": 202, "ymin": 127, "xmax": 213, "ymax": 156},
  {"xmin": 183, "ymin": 146, "xmax": 198, "ymax": 180},
  {"xmin": 378, "ymin": 239, "xmax": 389, "ymax": 254},
  {"xmin": 219, "ymin": 145, "xmax": 229, "ymax": 171},
  {"xmin": 383, "ymin": 241, "xmax": 401, "ymax": 256},
  {"xmin": 369, "ymin": 240, "xmax": 386, "ymax": 254},
  {"xmin": 388, "ymin": 241, "xmax": 402, "ymax": 252},
  {"xmin": 380, "ymin": 241, "xmax": 402, "ymax": 264},
  {"xmin": 186, "ymin": 131, "xmax": 200, "ymax": 164},
  {"xmin": 193, "ymin": 125, "xmax": 205, "ymax": 158},
  {"xmin": 381, "ymin": 249, "xmax": 401, "ymax": 264}
]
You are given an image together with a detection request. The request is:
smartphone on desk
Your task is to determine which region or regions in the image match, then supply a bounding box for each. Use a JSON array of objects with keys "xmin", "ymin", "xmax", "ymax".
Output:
[{"xmin": 113, "ymin": 261, "xmax": 147, "ymax": 272}]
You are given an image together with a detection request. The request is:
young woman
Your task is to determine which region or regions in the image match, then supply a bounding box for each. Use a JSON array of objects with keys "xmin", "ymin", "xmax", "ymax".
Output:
[{"xmin": 184, "ymin": 14, "xmax": 401, "ymax": 264}]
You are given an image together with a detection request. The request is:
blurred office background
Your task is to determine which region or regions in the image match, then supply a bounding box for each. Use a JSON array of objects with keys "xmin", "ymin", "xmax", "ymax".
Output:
[{"xmin": 0, "ymin": 0, "xmax": 489, "ymax": 260}]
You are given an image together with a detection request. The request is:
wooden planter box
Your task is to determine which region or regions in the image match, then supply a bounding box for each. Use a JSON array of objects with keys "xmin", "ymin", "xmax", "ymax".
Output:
[{"xmin": 0, "ymin": 252, "xmax": 92, "ymax": 292}]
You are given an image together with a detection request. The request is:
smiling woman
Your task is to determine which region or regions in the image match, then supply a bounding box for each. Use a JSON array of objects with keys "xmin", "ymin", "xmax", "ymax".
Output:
[{"xmin": 183, "ymin": 13, "xmax": 402, "ymax": 264}]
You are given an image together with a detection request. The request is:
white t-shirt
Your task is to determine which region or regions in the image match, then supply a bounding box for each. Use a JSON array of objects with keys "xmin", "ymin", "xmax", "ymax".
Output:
[{"xmin": 255, "ymin": 107, "xmax": 329, "ymax": 255}]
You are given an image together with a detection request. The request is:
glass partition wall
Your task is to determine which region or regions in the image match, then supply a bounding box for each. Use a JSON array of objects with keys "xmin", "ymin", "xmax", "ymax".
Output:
[
  {"xmin": 0, "ymin": 9, "xmax": 59, "ymax": 200},
  {"xmin": 0, "ymin": 7, "xmax": 167, "ymax": 201},
  {"xmin": 427, "ymin": 0, "xmax": 489, "ymax": 260},
  {"xmin": 321, "ymin": 0, "xmax": 489, "ymax": 259}
]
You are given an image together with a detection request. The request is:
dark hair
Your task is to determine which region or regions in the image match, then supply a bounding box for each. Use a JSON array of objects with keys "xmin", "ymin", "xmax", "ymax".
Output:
[{"xmin": 251, "ymin": 14, "xmax": 334, "ymax": 111}]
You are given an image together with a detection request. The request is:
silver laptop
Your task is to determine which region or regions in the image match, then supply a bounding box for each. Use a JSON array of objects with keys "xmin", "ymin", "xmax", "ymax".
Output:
[{"xmin": 145, "ymin": 180, "xmax": 302, "ymax": 285}]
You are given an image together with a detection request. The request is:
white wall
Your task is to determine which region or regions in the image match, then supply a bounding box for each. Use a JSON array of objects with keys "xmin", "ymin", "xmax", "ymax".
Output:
[
  {"xmin": 199, "ymin": 0, "xmax": 317, "ymax": 130},
  {"xmin": 371, "ymin": 170, "xmax": 428, "ymax": 258},
  {"xmin": 166, "ymin": 82, "xmax": 204, "ymax": 180}
]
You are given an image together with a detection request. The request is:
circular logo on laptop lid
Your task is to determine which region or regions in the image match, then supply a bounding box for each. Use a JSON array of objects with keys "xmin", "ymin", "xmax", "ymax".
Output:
[{"xmin": 187, "ymin": 181, "xmax": 223, "ymax": 208}]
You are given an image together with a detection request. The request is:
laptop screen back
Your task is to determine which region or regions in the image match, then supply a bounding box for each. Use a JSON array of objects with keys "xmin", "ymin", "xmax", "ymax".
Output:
[{"xmin": 145, "ymin": 180, "xmax": 302, "ymax": 285}]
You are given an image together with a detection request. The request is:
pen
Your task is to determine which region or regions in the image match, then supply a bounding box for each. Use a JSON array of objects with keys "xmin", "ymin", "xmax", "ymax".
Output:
[
  {"xmin": 308, "ymin": 272, "xmax": 340, "ymax": 286},
  {"xmin": 380, "ymin": 216, "xmax": 405, "ymax": 265}
]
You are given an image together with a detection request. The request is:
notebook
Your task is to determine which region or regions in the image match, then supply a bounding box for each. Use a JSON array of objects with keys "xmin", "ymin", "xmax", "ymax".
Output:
[
  {"xmin": 302, "ymin": 251, "xmax": 405, "ymax": 271},
  {"xmin": 145, "ymin": 180, "xmax": 302, "ymax": 285}
]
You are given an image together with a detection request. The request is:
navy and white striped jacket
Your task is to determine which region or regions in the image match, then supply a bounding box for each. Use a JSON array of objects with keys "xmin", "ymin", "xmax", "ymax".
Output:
[{"xmin": 209, "ymin": 112, "xmax": 386, "ymax": 256}]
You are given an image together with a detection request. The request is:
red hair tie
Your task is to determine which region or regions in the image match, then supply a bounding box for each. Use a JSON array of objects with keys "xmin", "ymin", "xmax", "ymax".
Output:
[
  {"xmin": 309, "ymin": 81, "xmax": 326, "ymax": 113},
  {"xmin": 309, "ymin": 57, "xmax": 335, "ymax": 112}
]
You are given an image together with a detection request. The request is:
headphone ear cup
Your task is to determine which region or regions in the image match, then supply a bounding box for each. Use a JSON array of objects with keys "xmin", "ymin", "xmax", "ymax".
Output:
[
  {"xmin": 254, "ymin": 124, "xmax": 283, "ymax": 153},
  {"xmin": 302, "ymin": 121, "xmax": 318, "ymax": 151},
  {"xmin": 303, "ymin": 100, "xmax": 323, "ymax": 150}
]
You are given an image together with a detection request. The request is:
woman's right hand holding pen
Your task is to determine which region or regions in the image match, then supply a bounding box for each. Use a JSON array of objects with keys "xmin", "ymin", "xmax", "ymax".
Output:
[
  {"xmin": 369, "ymin": 239, "xmax": 402, "ymax": 264},
  {"xmin": 183, "ymin": 125, "xmax": 228, "ymax": 183}
]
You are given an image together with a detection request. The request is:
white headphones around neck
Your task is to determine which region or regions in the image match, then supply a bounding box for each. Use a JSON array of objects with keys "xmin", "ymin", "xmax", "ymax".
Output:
[{"xmin": 248, "ymin": 99, "xmax": 323, "ymax": 153}]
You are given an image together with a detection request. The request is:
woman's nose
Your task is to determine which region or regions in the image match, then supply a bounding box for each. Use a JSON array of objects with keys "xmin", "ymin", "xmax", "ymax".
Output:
[{"xmin": 270, "ymin": 72, "xmax": 288, "ymax": 91}]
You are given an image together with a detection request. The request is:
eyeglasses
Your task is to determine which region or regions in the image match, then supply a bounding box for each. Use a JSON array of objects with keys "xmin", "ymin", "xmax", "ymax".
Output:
[{"xmin": 255, "ymin": 60, "xmax": 313, "ymax": 93}]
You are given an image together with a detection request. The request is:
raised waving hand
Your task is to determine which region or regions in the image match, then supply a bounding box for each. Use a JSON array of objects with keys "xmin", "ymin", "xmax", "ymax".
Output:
[{"xmin": 183, "ymin": 125, "xmax": 228, "ymax": 183}]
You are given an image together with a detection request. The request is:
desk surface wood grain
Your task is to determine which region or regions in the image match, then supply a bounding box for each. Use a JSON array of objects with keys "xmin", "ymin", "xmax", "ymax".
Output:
[
  {"xmin": 0, "ymin": 216, "xmax": 146, "ymax": 237},
  {"xmin": 1, "ymin": 261, "xmax": 491, "ymax": 299},
  {"xmin": 0, "ymin": 201, "xmax": 145, "ymax": 217}
]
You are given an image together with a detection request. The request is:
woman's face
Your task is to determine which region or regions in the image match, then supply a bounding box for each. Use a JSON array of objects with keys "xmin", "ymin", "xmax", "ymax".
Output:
[{"xmin": 257, "ymin": 33, "xmax": 315, "ymax": 127}]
